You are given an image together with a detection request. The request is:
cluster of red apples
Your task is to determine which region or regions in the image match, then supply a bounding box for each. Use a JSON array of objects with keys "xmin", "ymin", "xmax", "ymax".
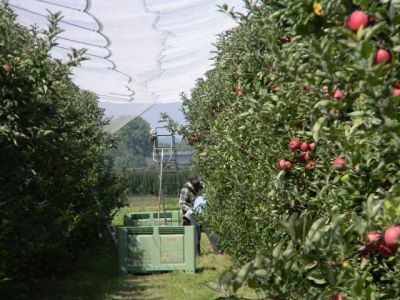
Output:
[
  {"xmin": 277, "ymin": 138, "xmax": 347, "ymax": 171},
  {"xmin": 364, "ymin": 226, "xmax": 400, "ymax": 258},
  {"xmin": 277, "ymin": 139, "xmax": 317, "ymax": 170}
]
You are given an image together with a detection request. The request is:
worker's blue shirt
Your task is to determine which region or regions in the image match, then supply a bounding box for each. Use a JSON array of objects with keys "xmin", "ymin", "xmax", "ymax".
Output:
[{"xmin": 193, "ymin": 195, "xmax": 206, "ymax": 213}]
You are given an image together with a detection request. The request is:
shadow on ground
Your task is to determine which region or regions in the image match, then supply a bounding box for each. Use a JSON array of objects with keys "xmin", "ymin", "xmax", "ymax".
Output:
[
  {"xmin": 108, "ymin": 277, "xmax": 165, "ymax": 300},
  {"xmin": 31, "ymin": 240, "xmax": 159, "ymax": 300}
]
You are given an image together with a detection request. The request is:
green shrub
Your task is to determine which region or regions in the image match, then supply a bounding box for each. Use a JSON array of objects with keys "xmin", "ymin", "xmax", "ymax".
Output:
[{"xmin": 0, "ymin": 5, "xmax": 125, "ymax": 298}]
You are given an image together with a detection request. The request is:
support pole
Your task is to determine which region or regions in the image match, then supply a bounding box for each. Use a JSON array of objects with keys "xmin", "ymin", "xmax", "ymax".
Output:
[
  {"xmin": 158, "ymin": 159, "xmax": 167, "ymax": 225},
  {"xmin": 158, "ymin": 160, "xmax": 163, "ymax": 225}
]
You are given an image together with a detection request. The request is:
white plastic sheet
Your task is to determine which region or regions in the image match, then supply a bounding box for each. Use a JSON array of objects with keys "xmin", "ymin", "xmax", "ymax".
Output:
[{"xmin": 9, "ymin": 0, "xmax": 245, "ymax": 132}]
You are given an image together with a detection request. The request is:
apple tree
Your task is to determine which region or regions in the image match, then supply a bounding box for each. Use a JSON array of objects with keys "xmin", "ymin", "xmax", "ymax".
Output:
[
  {"xmin": 0, "ymin": 4, "xmax": 126, "ymax": 298},
  {"xmin": 164, "ymin": 0, "xmax": 400, "ymax": 298}
]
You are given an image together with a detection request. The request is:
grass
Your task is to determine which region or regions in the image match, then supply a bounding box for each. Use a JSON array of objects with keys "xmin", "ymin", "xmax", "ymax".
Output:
[
  {"xmin": 104, "ymin": 251, "xmax": 232, "ymax": 300},
  {"xmin": 33, "ymin": 196, "xmax": 237, "ymax": 300}
]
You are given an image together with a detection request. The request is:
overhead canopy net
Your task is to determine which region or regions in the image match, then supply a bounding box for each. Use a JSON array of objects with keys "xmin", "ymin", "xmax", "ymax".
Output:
[{"xmin": 9, "ymin": 0, "xmax": 245, "ymax": 133}]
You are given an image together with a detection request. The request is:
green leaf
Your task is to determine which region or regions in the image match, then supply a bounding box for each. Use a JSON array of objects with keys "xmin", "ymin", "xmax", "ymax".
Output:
[
  {"xmin": 281, "ymin": 213, "xmax": 297, "ymax": 241},
  {"xmin": 219, "ymin": 271, "xmax": 235, "ymax": 292},
  {"xmin": 254, "ymin": 269, "xmax": 269, "ymax": 278},
  {"xmin": 361, "ymin": 41, "xmax": 373, "ymax": 59},
  {"xmin": 235, "ymin": 262, "xmax": 252, "ymax": 285},
  {"xmin": 356, "ymin": 25, "xmax": 365, "ymax": 41},
  {"xmin": 364, "ymin": 23, "xmax": 385, "ymax": 41},
  {"xmin": 384, "ymin": 200, "xmax": 393, "ymax": 209},
  {"xmin": 307, "ymin": 276, "xmax": 328, "ymax": 287},
  {"xmin": 203, "ymin": 282, "xmax": 221, "ymax": 293},
  {"xmin": 393, "ymin": 45, "xmax": 400, "ymax": 52},
  {"xmin": 304, "ymin": 262, "xmax": 318, "ymax": 271},
  {"xmin": 304, "ymin": 217, "xmax": 325, "ymax": 249},
  {"xmin": 346, "ymin": 121, "xmax": 364, "ymax": 138},
  {"xmin": 254, "ymin": 252, "xmax": 264, "ymax": 269},
  {"xmin": 314, "ymin": 100, "xmax": 331, "ymax": 109},
  {"xmin": 347, "ymin": 111, "xmax": 365, "ymax": 117},
  {"xmin": 282, "ymin": 241, "xmax": 294, "ymax": 258},
  {"xmin": 272, "ymin": 242, "xmax": 285, "ymax": 259},
  {"xmin": 329, "ymin": 214, "xmax": 346, "ymax": 230},
  {"xmin": 312, "ymin": 116, "xmax": 327, "ymax": 142}
]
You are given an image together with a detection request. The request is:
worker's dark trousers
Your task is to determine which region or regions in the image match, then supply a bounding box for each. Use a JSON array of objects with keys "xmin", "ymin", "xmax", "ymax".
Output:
[
  {"xmin": 198, "ymin": 225, "xmax": 219, "ymax": 254},
  {"xmin": 182, "ymin": 217, "xmax": 201, "ymax": 256}
]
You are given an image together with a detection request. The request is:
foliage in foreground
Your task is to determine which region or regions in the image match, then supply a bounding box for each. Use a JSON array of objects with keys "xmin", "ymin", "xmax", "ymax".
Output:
[
  {"xmin": 0, "ymin": 5, "xmax": 125, "ymax": 298},
  {"xmin": 165, "ymin": 0, "xmax": 400, "ymax": 298}
]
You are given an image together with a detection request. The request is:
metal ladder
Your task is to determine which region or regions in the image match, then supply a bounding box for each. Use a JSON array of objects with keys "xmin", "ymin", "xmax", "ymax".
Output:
[{"xmin": 151, "ymin": 127, "xmax": 179, "ymax": 225}]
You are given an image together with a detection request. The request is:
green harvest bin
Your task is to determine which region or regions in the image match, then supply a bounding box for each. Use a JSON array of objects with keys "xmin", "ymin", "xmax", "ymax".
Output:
[
  {"xmin": 117, "ymin": 225, "xmax": 196, "ymax": 274},
  {"xmin": 123, "ymin": 210, "xmax": 181, "ymax": 226}
]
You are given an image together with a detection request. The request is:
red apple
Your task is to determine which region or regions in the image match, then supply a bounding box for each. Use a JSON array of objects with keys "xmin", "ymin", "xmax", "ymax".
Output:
[
  {"xmin": 299, "ymin": 151, "xmax": 311, "ymax": 162},
  {"xmin": 2, "ymin": 64, "xmax": 11, "ymax": 71},
  {"xmin": 378, "ymin": 243, "xmax": 395, "ymax": 256},
  {"xmin": 367, "ymin": 231, "xmax": 381, "ymax": 251},
  {"xmin": 288, "ymin": 139, "xmax": 301, "ymax": 151},
  {"xmin": 284, "ymin": 160, "xmax": 292, "ymax": 170},
  {"xmin": 330, "ymin": 292, "xmax": 343, "ymax": 300},
  {"xmin": 374, "ymin": 49, "xmax": 391, "ymax": 64},
  {"xmin": 368, "ymin": 16, "xmax": 375, "ymax": 26},
  {"xmin": 333, "ymin": 157, "xmax": 347, "ymax": 170},
  {"xmin": 277, "ymin": 159, "xmax": 292, "ymax": 170},
  {"xmin": 346, "ymin": 10, "xmax": 369, "ymax": 31},
  {"xmin": 235, "ymin": 86, "xmax": 242, "ymax": 95},
  {"xmin": 333, "ymin": 89, "xmax": 344, "ymax": 100},
  {"xmin": 300, "ymin": 142, "xmax": 309, "ymax": 152},
  {"xmin": 392, "ymin": 89, "xmax": 400, "ymax": 96},
  {"xmin": 277, "ymin": 159, "xmax": 286, "ymax": 170},
  {"xmin": 367, "ymin": 231, "xmax": 381, "ymax": 243},
  {"xmin": 305, "ymin": 160, "xmax": 317, "ymax": 169},
  {"xmin": 383, "ymin": 226, "xmax": 400, "ymax": 248},
  {"xmin": 309, "ymin": 142, "xmax": 316, "ymax": 150}
]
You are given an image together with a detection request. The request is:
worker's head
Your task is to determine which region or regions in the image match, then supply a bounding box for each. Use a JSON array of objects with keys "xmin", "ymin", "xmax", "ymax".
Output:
[
  {"xmin": 188, "ymin": 174, "xmax": 201, "ymax": 193},
  {"xmin": 199, "ymin": 180, "xmax": 205, "ymax": 190}
]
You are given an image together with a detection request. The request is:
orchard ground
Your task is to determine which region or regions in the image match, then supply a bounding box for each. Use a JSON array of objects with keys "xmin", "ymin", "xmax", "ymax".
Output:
[{"xmin": 33, "ymin": 196, "xmax": 256, "ymax": 300}]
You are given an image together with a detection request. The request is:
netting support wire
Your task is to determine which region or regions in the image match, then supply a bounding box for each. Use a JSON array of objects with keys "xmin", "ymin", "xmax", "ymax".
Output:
[
  {"xmin": 37, "ymin": 0, "xmax": 81, "ymax": 11},
  {"xmin": 55, "ymin": 45, "xmax": 106, "ymax": 59},
  {"xmin": 98, "ymin": 94, "xmax": 134, "ymax": 102},
  {"xmin": 9, "ymin": 2, "xmax": 113, "ymax": 59},
  {"xmin": 112, "ymin": 69, "xmax": 133, "ymax": 84},
  {"xmin": 10, "ymin": 3, "xmax": 98, "ymax": 32},
  {"xmin": 110, "ymin": 91, "xmax": 134, "ymax": 97}
]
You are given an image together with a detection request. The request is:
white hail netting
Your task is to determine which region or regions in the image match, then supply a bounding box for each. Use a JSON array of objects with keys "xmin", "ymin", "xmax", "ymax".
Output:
[{"xmin": 9, "ymin": 0, "xmax": 245, "ymax": 133}]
